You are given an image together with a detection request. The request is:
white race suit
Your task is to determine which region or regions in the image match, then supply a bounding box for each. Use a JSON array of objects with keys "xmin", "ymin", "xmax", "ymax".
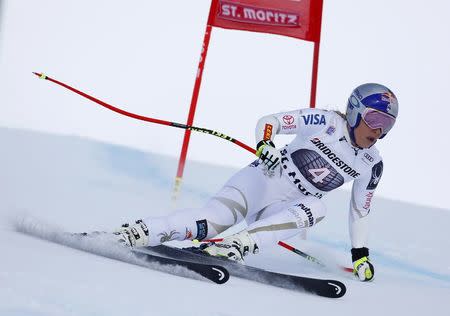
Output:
[{"xmin": 142, "ymin": 108, "xmax": 383, "ymax": 251}]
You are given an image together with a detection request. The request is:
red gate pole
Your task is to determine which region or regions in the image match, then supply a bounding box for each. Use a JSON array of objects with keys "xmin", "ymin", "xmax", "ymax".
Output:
[
  {"xmin": 309, "ymin": 41, "xmax": 320, "ymax": 108},
  {"xmin": 309, "ymin": 0, "xmax": 324, "ymax": 108},
  {"xmin": 172, "ymin": 1, "xmax": 219, "ymax": 201}
]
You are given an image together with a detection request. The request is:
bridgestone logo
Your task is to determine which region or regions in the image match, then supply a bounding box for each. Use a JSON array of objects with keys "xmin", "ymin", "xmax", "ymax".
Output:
[
  {"xmin": 310, "ymin": 138, "xmax": 360, "ymax": 178},
  {"xmin": 218, "ymin": 1, "xmax": 300, "ymax": 27}
]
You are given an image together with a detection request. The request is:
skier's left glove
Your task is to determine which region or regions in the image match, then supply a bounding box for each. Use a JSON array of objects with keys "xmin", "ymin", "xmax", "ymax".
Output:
[
  {"xmin": 351, "ymin": 247, "xmax": 374, "ymax": 282},
  {"xmin": 256, "ymin": 140, "xmax": 281, "ymax": 171}
]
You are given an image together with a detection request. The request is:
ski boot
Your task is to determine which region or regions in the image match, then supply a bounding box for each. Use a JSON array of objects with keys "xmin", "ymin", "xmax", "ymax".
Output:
[
  {"xmin": 201, "ymin": 230, "xmax": 259, "ymax": 263},
  {"xmin": 114, "ymin": 219, "xmax": 149, "ymax": 248}
]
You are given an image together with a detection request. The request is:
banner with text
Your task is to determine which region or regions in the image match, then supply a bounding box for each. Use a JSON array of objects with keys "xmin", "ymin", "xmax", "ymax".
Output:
[{"xmin": 210, "ymin": 0, "xmax": 322, "ymax": 42}]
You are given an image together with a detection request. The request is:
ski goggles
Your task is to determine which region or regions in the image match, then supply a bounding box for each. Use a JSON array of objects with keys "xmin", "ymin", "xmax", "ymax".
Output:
[{"xmin": 362, "ymin": 108, "xmax": 396, "ymax": 134}]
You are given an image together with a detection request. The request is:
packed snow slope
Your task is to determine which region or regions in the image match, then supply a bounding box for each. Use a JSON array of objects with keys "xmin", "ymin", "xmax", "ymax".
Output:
[{"xmin": 1, "ymin": 127, "xmax": 449, "ymax": 316}]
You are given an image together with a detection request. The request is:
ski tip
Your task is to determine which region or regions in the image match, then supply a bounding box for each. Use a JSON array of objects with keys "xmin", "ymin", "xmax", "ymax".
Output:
[
  {"xmin": 211, "ymin": 266, "xmax": 230, "ymax": 284},
  {"xmin": 32, "ymin": 72, "xmax": 47, "ymax": 79},
  {"xmin": 326, "ymin": 280, "xmax": 347, "ymax": 298}
]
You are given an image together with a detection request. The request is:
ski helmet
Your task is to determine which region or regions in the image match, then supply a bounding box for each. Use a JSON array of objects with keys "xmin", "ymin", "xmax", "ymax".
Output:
[{"xmin": 346, "ymin": 83, "xmax": 399, "ymax": 142}]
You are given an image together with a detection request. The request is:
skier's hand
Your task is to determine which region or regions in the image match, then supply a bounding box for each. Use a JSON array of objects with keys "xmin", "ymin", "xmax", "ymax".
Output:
[
  {"xmin": 256, "ymin": 140, "xmax": 281, "ymax": 171},
  {"xmin": 351, "ymin": 247, "xmax": 374, "ymax": 281}
]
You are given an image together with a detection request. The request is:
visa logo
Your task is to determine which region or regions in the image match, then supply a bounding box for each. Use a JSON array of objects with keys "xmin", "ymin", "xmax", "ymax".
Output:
[{"xmin": 302, "ymin": 114, "xmax": 326, "ymax": 125}]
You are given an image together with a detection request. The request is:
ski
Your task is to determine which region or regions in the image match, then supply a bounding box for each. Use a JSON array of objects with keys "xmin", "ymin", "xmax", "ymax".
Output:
[
  {"xmin": 16, "ymin": 225, "xmax": 229, "ymax": 285},
  {"xmin": 69, "ymin": 232, "xmax": 229, "ymax": 284},
  {"xmin": 130, "ymin": 248, "xmax": 229, "ymax": 284},
  {"xmin": 146, "ymin": 245, "xmax": 346, "ymax": 298},
  {"xmin": 22, "ymin": 223, "xmax": 343, "ymax": 295}
]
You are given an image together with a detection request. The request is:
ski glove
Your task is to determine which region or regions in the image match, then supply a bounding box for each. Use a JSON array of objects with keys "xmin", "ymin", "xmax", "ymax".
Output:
[
  {"xmin": 256, "ymin": 140, "xmax": 281, "ymax": 171},
  {"xmin": 351, "ymin": 247, "xmax": 374, "ymax": 282}
]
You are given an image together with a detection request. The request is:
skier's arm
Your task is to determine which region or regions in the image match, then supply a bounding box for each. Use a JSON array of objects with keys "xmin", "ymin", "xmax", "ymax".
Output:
[
  {"xmin": 254, "ymin": 110, "xmax": 300, "ymax": 144},
  {"xmin": 253, "ymin": 110, "xmax": 299, "ymax": 170},
  {"xmin": 348, "ymin": 159, "xmax": 383, "ymax": 281},
  {"xmin": 349, "ymin": 159, "xmax": 383, "ymax": 247},
  {"xmin": 348, "ymin": 180, "xmax": 371, "ymax": 248}
]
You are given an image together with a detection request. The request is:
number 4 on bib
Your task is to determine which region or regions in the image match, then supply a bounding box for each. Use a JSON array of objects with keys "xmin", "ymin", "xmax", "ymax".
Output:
[{"xmin": 308, "ymin": 168, "xmax": 330, "ymax": 183}]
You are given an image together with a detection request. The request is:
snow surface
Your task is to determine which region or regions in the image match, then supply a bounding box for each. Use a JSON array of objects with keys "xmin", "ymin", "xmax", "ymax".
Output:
[{"xmin": 1, "ymin": 127, "xmax": 449, "ymax": 316}]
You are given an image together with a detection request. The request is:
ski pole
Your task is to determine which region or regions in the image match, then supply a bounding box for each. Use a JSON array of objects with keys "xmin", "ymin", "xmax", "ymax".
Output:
[
  {"xmin": 193, "ymin": 238, "xmax": 224, "ymax": 244},
  {"xmin": 196, "ymin": 239, "xmax": 352, "ymax": 272},
  {"xmin": 278, "ymin": 241, "xmax": 353, "ymax": 273},
  {"xmin": 32, "ymin": 72, "xmax": 256, "ymax": 155}
]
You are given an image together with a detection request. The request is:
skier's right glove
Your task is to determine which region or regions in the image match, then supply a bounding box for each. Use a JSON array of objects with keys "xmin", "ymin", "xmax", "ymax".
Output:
[
  {"xmin": 351, "ymin": 247, "xmax": 374, "ymax": 282},
  {"xmin": 256, "ymin": 140, "xmax": 281, "ymax": 171}
]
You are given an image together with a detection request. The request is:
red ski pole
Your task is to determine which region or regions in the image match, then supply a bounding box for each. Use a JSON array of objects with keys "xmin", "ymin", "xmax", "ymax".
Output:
[
  {"xmin": 278, "ymin": 241, "xmax": 353, "ymax": 273},
  {"xmin": 33, "ymin": 72, "xmax": 256, "ymax": 155},
  {"xmin": 196, "ymin": 239, "xmax": 352, "ymax": 273}
]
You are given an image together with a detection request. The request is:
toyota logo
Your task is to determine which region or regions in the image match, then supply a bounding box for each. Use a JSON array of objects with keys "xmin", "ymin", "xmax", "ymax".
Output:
[{"xmin": 283, "ymin": 115, "xmax": 294, "ymax": 125}]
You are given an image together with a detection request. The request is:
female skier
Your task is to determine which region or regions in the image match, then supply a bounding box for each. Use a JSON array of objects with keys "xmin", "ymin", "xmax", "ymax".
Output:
[{"xmin": 116, "ymin": 83, "xmax": 399, "ymax": 282}]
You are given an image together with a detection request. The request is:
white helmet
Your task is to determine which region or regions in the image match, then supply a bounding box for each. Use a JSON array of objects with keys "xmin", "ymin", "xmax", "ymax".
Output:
[{"xmin": 346, "ymin": 83, "xmax": 399, "ymax": 141}]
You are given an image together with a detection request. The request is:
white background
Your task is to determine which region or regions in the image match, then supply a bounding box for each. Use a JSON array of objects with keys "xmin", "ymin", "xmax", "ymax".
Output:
[{"xmin": 1, "ymin": 0, "xmax": 449, "ymax": 210}]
